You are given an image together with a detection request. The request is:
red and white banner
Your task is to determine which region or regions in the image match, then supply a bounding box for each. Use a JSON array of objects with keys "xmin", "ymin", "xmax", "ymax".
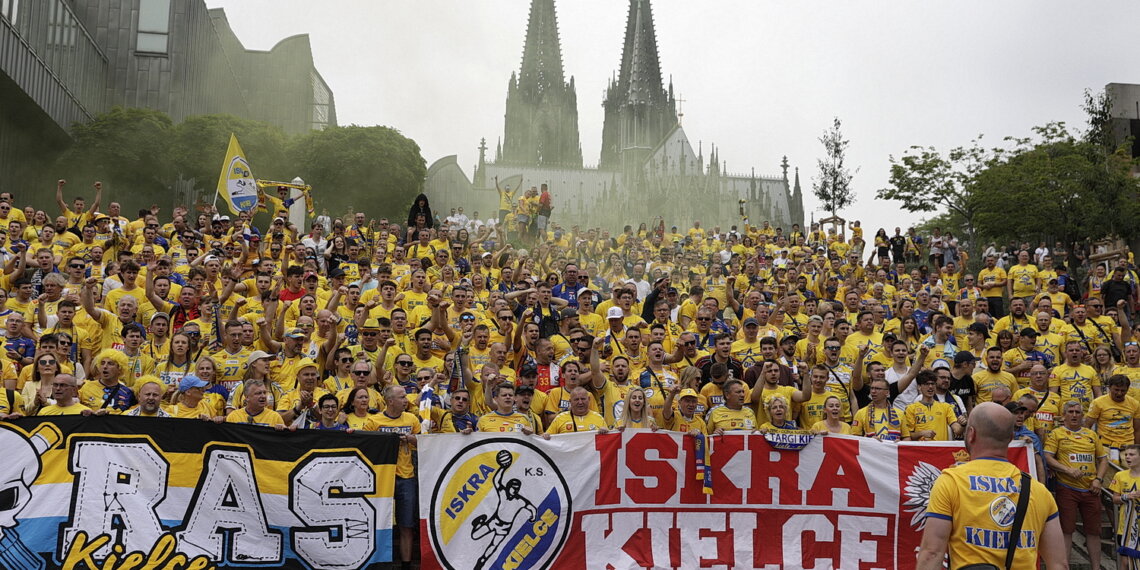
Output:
[{"xmin": 418, "ymin": 432, "xmax": 1033, "ymax": 570}]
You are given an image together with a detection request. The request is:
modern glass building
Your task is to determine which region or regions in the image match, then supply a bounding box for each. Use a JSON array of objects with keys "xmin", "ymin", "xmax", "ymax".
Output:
[{"xmin": 0, "ymin": 0, "xmax": 336, "ymax": 195}]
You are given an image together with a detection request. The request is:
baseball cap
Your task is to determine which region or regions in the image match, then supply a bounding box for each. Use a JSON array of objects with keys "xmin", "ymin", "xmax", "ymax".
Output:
[
  {"xmin": 329, "ymin": 268, "xmax": 346, "ymax": 279},
  {"xmin": 742, "ymin": 317, "xmax": 759, "ymax": 327},
  {"xmin": 303, "ymin": 271, "xmax": 318, "ymax": 281},
  {"xmin": 246, "ymin": 350, "xmax": 271, "ymax": 365},
  {"xmin": 149, "ymin": 311, "xmax": 170, "ymax": 323},
  {"xmin": 1004, "ymin": 401, "xmax": 1027, "ymax": 414},
  {"xmin": 606, "ymin": 307, "xmax": 624, "ymax": 320},
  {"xmin": 361, "ymin": 318, "xmax": 382, "ymax": 331},
  {"xmin": 781, "ymin": 334, "xmax": 800, "ymax": 344},
  {"xmin": 520, "ymin": 364, "xmax": 538, "ymax": 377},
  {"xmin": 1019, "ymin": 327, "xmax": 1039, "ymax": 338},
  {"xmin": 178, "ymin": 374, "xmax": 208, "ymax": 392},
  {"xmin": 931, "ymin": 358, "xmax": 952, "ymax": 371},
  {"xmin": 678, "ymin": 388, "xmax": 699, "ymax": 399},
  {"xmin": 953, "ymin": 352, "xmax": 977, "ymax": 365},
  {"xmin": 284, "ymin": 327, "xmax": 306, "ymax": 339},
  {"xmin": 560, "ymin": 307, "xmax": 578, "ymax": 319},
  {"xmin": 295, "ymin": 358, "xmax": 318, "ymax": 371}
]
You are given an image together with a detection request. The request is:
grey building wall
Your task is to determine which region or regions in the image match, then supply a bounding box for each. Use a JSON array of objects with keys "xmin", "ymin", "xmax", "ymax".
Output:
[{"xmin": 0, "ymin": 0, "xmax": 335, "ymax": 200}]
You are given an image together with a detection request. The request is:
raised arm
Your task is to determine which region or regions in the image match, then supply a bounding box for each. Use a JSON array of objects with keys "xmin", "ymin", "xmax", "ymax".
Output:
[{"xmin": 54, "ymin": 180, "xmax": 69, "ymax": 213}]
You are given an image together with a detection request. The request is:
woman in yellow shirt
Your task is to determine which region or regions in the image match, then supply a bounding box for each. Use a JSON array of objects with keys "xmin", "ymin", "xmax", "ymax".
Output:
[
  {"xmin": 343, "ymin": 386, "xmax": 379, "ymax": 430},
  {"xmin": 811, "ymin": 395, "xmax": 853, "ymax": 434},
  {"xmin": 616, "ymin": 387, "xmax": 657, "ymax": 431},
  {"xmin": 758, "ymin": 395, "xmax": 798, "ymax": 431}
]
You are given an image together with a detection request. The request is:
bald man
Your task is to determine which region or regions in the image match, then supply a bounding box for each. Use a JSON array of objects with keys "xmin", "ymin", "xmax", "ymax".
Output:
[{"xmin": 916, "ymin": 402, "xmax": 1066, "ymax": 569}]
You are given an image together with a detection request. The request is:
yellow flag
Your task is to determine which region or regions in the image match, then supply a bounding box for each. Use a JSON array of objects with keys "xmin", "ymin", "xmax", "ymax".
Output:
[{"xmin": 215, "ymin": 134, "xmax": 258, "ymax": 215}]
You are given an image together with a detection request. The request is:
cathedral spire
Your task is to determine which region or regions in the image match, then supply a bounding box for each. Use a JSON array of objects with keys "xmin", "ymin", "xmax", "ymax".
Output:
[
  {"xmin": 518, "ymin": 0, "xmax": 565, "ymax": 97},
  {"xmin": 501, "ymin": 0, "xmax": 582, "ymax": 167},
  {"xmin": 600, "ymin": 0, "xmax": 677, "ymax": 169}
]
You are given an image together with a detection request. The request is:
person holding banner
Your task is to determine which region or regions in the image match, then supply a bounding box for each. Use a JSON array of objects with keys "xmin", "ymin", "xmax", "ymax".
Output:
[
  {"xmin": 707, "ymin": 379, "xmax": 757, "ymax": 434},
  {"xmin": 810, "ymin": 395, "xmax": 852, "ymax": 435},
  {"xmin": 852, "ymin": 378, "xmax": 907, "ymax": 441},
  {"xmin": 547, "ymin": 386, "xmax": 609, "ymax": 433},
  {"xmin": 34, "ymin": 374, "xmax": 88, "ymax": 416},
  {"xmin": 224, "ymin": 380, "xmax": 285, "ymax": 429},
  {"xmin": 476, "ymin": 382, "xmax": 539, "ymax": 435},
  {"xmin": 917, "ymin": 402, "xmax": 1065, "ymax": 570},
  {"xmin": 662, "ymin": 383, "xmax": 707, "ymax": 435},
  {"xmin": 372, "ymin": 384, "xmax": 421, "ymax": 570},
  {"xmin": 1110, "ymin": 444, "xmax": 1140, "ymax": 568},
  {"xmin": 757, "ymin": 395, "xmax": 797, "ymax": 432}
]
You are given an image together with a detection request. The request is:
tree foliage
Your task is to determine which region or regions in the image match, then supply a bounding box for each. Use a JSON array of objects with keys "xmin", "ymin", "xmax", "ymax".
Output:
[
  {"xmin": 971, "ymin": 122, "xmax": 1140, "ymax": 246},
  {"xmin": 289, "ymin": 125, "xmax": 426, "ymax": 219},
  {"xmin": 171, "ymin": 114, "xmax": 291, "ymax": 188},
  {"xmin": 56, "ymin": 106, "xmax": 175, "ymax": 205},
  {"xmin": 812, "ymin": 117, "xmax": 857, "ymax": 217},
  {"xmin": 877, "ymin": 138, "xmax": 988, "ymax": 250},
  {"xmin": 52, "ymin": 109, "xmax": 426, "ymax": 219}
]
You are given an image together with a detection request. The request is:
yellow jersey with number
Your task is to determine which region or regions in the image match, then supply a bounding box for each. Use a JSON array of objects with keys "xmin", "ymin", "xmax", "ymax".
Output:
[{"xmin": 1045, "ymin": 426, "xmax": 1105, "ymax": 489}]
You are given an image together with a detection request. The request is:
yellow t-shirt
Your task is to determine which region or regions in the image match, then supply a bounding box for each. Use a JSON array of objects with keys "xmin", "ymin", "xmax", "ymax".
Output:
[
  {"xmin": 977, "ymin": 267, "xmax": 1007, "ymax": 298},
  {"xmin": 477, "ymin": 411, "xmax": 532, "ymax": 433},
  {"xmin": 1045, "ymin": 426, "xmax": 1106, "ymax": 489},
  {"xmin": 1049, "ymin": 363, "xmax": 1100, "ymax": 411},
  {"xmin": 370, "ymin": 410, "xmax": 421, "ymax": 478},
  {"xmin": 1108, "ymin": 469, "xmax": 1140, "ymax": 535},
  {"xmin": 546, "ymin": 410, "xmax": 609, "ymax": 433},
  {"xmin": 972, "ymin": 369, "xmax": 1018, "ymax": 404},
  {"xmin": 224, "ymin": 407, "xmax": 284, "ymax": 427},
  {"xmin": 1008, "ymin": 264, "xmax": 1039, "ymax": 297},
  {"xmin": 926, "ymin": 458, "xmax": 1058, "ymax": 569},
  {"xmin": 1013, "ymin": 387, "xmax": 1062, "ymax": 434},
  {"xmin": 851, "ymin": 405, "xmax": 907, "ymax": 440},
  {"xmin": 1086, "ymin": 394, "xmax": 1140, "ymax": 447},
  {"xmin": 665, "ymin": 412, "xmax": 707, "ymax": 434},
  {"xmin": 706, "ymin": 406, "xmax": 757, "ymax": 432},
  {"xmin": 36, "ymin": 402, "xmax": 89, "ymax": 415},
  {"xmin": 903, "ymin": 400, "xmax": 959, "ymax": 441}
]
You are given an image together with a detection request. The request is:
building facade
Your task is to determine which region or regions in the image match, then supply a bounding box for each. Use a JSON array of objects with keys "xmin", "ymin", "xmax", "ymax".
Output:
[
  {"xmin": 0, "ymin": 0, "xmax": 335, "ymax": 198},
  {"xmin": 426, "ymin": 0, "xmax": 804, "ymax": 233}
]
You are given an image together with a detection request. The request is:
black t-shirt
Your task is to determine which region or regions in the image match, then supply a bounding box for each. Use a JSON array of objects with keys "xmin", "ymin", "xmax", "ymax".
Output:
[
  {"xmin": 890, "ymin": 235, "xmax": 907, "ymax": 255},
  {"xmin": 1102, "ymin": 279, "xmax": 1133, "ymax": 309},
  {"xmin": 949, "ymin": 372, "xmax": 976, "ymax": 402}
]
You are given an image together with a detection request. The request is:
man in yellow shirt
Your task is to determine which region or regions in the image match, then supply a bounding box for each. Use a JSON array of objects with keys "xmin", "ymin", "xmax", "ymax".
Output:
[
  {"xmin": 1007, "ymin": 250, "xmax": 1040, "ymax": 305},
  {"xmin": 224, "ymin": 381, "xmax": 285, "ymax": 427},
  {"xmin": 1050, "ymin": 341, "xmax": 1102, "ymax": 411},
  {"xmin": 977, "ymin": 254, "xmax": 1008, "ymax": 318},
  {"xmin": 370, "ymin": 385, "xmax": 421, "ymax": 569},
  {"xmin": 707, "ymin": 379, "xmax": 757, "ymax": 434},
  {"xmin": 972, "ymin": 346, "xmax": 1018, "ymax": 404},
  {"xmin": 1045, "ymin": 400, "xmax": 1109, "ymax": 569},
  {"xmin": 904, "ymin": 371, "xmax": 963, "ymax": 441},
  {"xmin": 547, "ymin": 386, "xmax": 610, "ymax": 433},
  {"xmin": 917, "ymin": 402, "xmax": 1065, "ymax": 570},
  {"xmin": 477, "ymin": 382, "xmax": 540, "ymax": 434},
  {"xmin": 1086, "ymin": 375, "xmax": 1140, "ymax": 456}
]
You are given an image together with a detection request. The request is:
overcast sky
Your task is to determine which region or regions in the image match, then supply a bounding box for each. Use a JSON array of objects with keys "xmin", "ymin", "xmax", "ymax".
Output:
[{"xmin": 205, "ymin": 0, "xmax": 1137, "ymax": 233}]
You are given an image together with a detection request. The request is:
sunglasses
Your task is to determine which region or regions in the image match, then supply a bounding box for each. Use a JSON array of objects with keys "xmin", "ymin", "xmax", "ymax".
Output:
[
  {"xmin": 69, "ymin": 264, "xmax": 85, "ymax": 269},
  {"xmin": 361, "ymin": 331, "xmax": 379, "ymax": 337},
  {"xmin": 461, "ymin": 315, "xmax": 476, "ymax": 321},
  {"xmin": 396, "ymin": 361, "xmax": 413, "ymax": 366},
  {"xmin": 352, "ymin": 370, "xmax": 370, "ymax": 376},
  {"xmin": 338, "ymin": 357, "xmax": 353, "ymax": 363},
  {"xmin": 38, "ymin": 359, "xmax": 57, "ymax": 365},
  {"xmin": 683, "ymin": 340, "xmax": 697, "ymax": 346}
]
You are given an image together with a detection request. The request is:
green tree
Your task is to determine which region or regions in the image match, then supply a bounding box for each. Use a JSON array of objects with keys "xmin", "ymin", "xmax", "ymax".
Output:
[
  {"xmin": 877, "ymin": 139, "xmax": 988, "ymax": 254},
  {"xmin": 812, "ymin": 117, "xmax": 857, "ymax": 218},
  {"xmin": 971, "ymin": 122, "xmax": 1140, "ymax": 247},
  {"xmin": 56, "ymin": 106, "xmax": 176, "ymax": 207},
  {"xmin": 289, "ymin": 125, "xmax": 426, "ymax": 219},
  {"xmin": 171, "ymin": 114, "xmax": 291, "ymax": 189}
]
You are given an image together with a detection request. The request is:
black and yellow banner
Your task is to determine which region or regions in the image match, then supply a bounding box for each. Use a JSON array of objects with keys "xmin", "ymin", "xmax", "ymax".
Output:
[{"xmin": 0, "ymin": 417, "xmax": 398, "ymax": 569}]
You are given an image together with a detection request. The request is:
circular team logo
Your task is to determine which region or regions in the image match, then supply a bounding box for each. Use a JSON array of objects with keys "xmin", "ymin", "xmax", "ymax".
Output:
[
  {"xmin": 989, "ymin": 496, "xmax": 1017, "ymax": 527},
  {"xmin": 429, "ymin": 437, "xmax": 572, "ymax": 570}
]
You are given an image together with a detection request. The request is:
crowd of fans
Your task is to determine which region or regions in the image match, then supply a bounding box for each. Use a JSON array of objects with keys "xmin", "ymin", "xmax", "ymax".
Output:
[{"xmin": 1, "ymin": 180, "xmax": 1139, "ymax": 567}]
